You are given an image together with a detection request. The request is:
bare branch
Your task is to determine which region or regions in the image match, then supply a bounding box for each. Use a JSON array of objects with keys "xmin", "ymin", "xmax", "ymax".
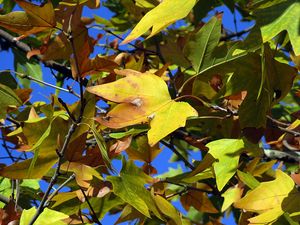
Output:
[
  {"xmin": 160, "ymin": 140, "xmax": 195, "ymax": 170},
  {"xmin": 79, "ymin": 186, "xmax": 102, "ymax": 225},
  {"xmin": 0, "ymin": 29, "xmax": 73, "ymax": 79}
]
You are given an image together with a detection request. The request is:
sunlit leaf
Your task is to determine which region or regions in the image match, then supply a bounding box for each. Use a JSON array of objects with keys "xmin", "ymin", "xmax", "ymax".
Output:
[
  {"xmin": 122, "ymin": 0, "xmax": 197, "ymax": 43},
  {"xmin": 20, "ymin": 207, "xmax": 69, "ymax": 225},
  {"xmin": 206, "ymin": 139, "xmax": 245, "ymax": 191},
  {"xmin": 87, "ymin": 70, "xmax": 198, "ymax": 146},
  {"xmin": 256, "ymin": 0, "xmax": 300, "ymax": 55},
  {"xmin": 235, "ymin": 170, "xmax": 300, "ymax": 225},
  {"xmin": 221, "ymin": 187, "xmax": 242, "ymax": 212},
  {"xmin": 106, "ymin": 160, "xmax": 161, "ymax": 219}
]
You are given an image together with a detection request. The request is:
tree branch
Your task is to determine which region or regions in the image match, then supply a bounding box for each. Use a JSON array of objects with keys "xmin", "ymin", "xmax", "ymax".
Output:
[
  {"xmin": 0, "ymin": 29, "xmax": 73, "ymax": 79},
  {"xmin": 220, "ymin": 26, "xmax": 253, "ymax": 41},
  {"xmin": 160, "ymin": 140, "xmax": 195, "ymax": 170},
  {"xmin": 79, "ymin": 186, "xmax": 102, "ymax": 225}
]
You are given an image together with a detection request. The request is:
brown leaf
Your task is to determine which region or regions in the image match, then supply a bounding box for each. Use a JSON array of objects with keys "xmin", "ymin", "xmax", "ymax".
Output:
[
  {"xmin": 142, "ymin": 163, "xmax": 158, "ymax": 175},
  {"xmin": 291, "ymin": 173, "xmax": 300, "ymax": 186},
  {"xmin": 72, "ymin": 55, "xmax": 119, "ymax": 78},
  {"xmin": 0, "ymin": 200, "xmax": 21, "ymax": 225},
  {"xmin": 14, "ymin": 89, "xmax": 32, "ymax": 104},
  {"xmin": 180, "ymin": 190, "xmax": 218, "ymax": 213},
  {"xmin": 109, "ymin": 136, "xmax": 132, "ymax": 156},
  {"xmin": 0, "ymin": 0, "xmax": 55, "ymax": 37}
]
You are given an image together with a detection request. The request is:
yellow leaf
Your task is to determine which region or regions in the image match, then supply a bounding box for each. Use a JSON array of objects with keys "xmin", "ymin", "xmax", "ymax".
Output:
[
  {"xmin": 86, "ymin": 71, "xmax": 197, "ymax": 146},
  {"xmin": 122, "ymin": 0, "xmax": 196, "ymax": 43},
  {"xmin": 221, "ymin": 187, "xmax": 242, "ymax": 212},
  {"xmin": 0, "ymin": 0, "xmax": 55, "ymax": 37},
  {"xmin": 153, "ymin": 194, "xmax": 182, "ymax": 225},
  {"xmin": 235, "ymin": 170, "xmax": 297, "ymax": 224}
]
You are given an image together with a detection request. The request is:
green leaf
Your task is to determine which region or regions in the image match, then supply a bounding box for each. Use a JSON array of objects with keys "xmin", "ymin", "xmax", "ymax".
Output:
[
  {"xmin": 0, "ymin": 117, "xmax": 68, "ymax": 179},
  {"xmin": 0, "ymin": 83, "xmax": 22, "ymax": 119},
  {"xmin": 256, "ymin": 0, "xmax": 300, "ymax": 55},
  {"xmin": 20, "ymin": 207, "xmax": 69, "ymax": 225},
  {"xmin": 122, "ymin": 0, "xmax": 196, "ymax": 43},
  {"xmin": 0, "ymin": 177, "xmax": 12, "ymax": 208},
  {"xmin": 237, "ymin": 170, "xmax": 260, "ymax": 189},
  {"xmin": 90, "ymin": 124, "xmax": 111, "ymax": 168},
  {"xmin": 207, "ymin": 139, "xmax": 245, "ymax": 191},
  {"xmin": 0, "ymin": 71, "xmax": 18, "ymax": 89},
  {"xmin": 13, "ymin": 49, "xmax": 42, "ymax": 88},
  {"xmin": 153, "ymin": 194, "xmax": 182, "ymax": 225},
  {"xmin": 106, "ymin": 160, "xmax": 161, "ymax": 219},
  {"xmin": 223, "ymin": 47, "xmax": 296, "ymax": 128},
  {"xmin": 87, "ymin": 196, "xmax": 124, "ymax": 220},
  {"xmin": 109, "ymin": 128, "xmax": 148, "ymax": 139},
  {"xmin": 184, "ymin": 16, "xmax": 222, "ymax": 73}
]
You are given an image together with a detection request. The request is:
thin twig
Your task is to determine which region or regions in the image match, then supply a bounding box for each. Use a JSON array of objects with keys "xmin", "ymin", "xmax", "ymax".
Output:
[
  {"xmin": 101, "ymin": 27, "xmax": 157, "ymax": 55},
  {"xmin": 165, "ymin": 189, "xmax": 188, "ymax": 199},
  {"xmin": 29, "ymin": 10, "xmax": 87, "ymax": 223},
  {"xmin": 220, "ymin": 26, "xmax": 253, "ymax": 41},
  {"xmin": 44, "ymin": 173, "xmax": 76, "ymax": 207},
  {"xmin": 58, "ymin": 98, "xmax": 76, "ymax": 122},
  {"xmin": 160, "ymin": 140, "xmax": 194, "ymax": 170},
  {"xmin": 28, "ymin": 123, "xmax": 79, "ymax": 225},
  {"xmin": 0, "ymin": 29, "xmax": 73, "ymax": 79},
  {"xmin": 267, "ymin": 115, "xmax": 290, "ymax": 127},
  {"xmin": 2, "ymin": 70, "xmax": 78, "ymax": 96},
  {"xmin": 79, "ymin": 186, "xmax": 102, "ymax": 225}
]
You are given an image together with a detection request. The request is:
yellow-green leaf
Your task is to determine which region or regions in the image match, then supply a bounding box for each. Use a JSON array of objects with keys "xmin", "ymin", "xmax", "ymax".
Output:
[
  {"xmin": 20, "ymin": 207, "xmax": 69, "ymax": 225},
  {"xmin": 207, "ymin": 139, "xmax": 245, "ymax": 191},
  {"xmin": 235, "ymin": 170, "xmax": 298, "ymax": 225},
  {"xmin": 0, "ymin": 83, "xmax": 22, "ymax": 119},
  {"xmin": 221, "ymin": 187, "xmax": 242, "ymax": 212},
  {"xmin": 153, "ymin": 194, "xmax": 182, "ymax": 225},
  {"xmin": 86, "ymin": 70, "xmax": 198, "ymax": 146},
  {"xmin": 106, "ymin": 160, "xmax": 161, "ymax": 219},
  {"xmin": 257, "ymin": 1, "xmax": 300, "ymax": 55},
  {"xmin": 122, "ymin": 0, "xmax": 197, "ymax": 43}
]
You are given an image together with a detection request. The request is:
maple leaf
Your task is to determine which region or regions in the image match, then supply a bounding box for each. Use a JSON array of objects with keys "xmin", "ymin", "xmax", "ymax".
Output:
[
  {"xmin": 0, "ymin": 0, "xmax": 55, "ymax": 37},
  {"xmin": 86, "ymin": 70, "xmax": 198, "ymax": 146},
  {"xmin": 235, "ymin": 170, "xmax": 300, "ymax": 225},
  {"xmin": 122, "ymin": 0, "xmax": 197, "ymax": 43},
  {"xmin": 256, "ymin": 0, "xmax": 300, "ymax": 55}
]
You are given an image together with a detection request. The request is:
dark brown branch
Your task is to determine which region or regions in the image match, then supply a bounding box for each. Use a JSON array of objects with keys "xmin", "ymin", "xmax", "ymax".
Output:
[
  {"xmin": 79, "ymin": 186, "xmax": 102, "ymax": 225},
  {"xmin": 28, "ymin": 122, "xmax": 78, "ymax": 225},
  {"xmin": 0, "ymin": 29, "xmax": 73, "ymax": 79},
  {"xmin": 29, "ymin": 8, "xmax": 87, "ymax": 224},
  {"xmin": 160, "ymin": 140, "xmax": 195, "ymax": 170},
  {"xmin": 162, "ymin": 180, "xmax": 213, "ymax": 194},
  {"xmin": 267, "ymin": 115, "xmax": 290, "ymax": 127},
  {"xmin": 220, "ymin": 26, "xmax": 253, "ymax": 41},
  {"xmin": 45, "ymin": 173, "xmax": 76, "ymax": 207}
]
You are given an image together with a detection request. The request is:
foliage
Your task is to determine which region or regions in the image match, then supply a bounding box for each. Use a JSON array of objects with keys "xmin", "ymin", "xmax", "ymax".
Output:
[{"xmin": 0, "ymin": 0, "xmax": 300, "ymax": 225}]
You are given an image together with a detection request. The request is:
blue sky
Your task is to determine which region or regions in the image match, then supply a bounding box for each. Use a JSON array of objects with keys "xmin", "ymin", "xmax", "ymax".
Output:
[{"xmin": 0, "ymin": 2, "xmax": 255, "ymax": 225}]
